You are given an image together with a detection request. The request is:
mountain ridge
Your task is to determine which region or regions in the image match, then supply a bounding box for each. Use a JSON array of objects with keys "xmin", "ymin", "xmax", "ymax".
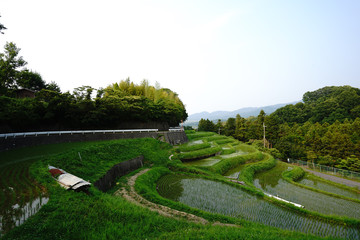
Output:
[{"xmin": 186, "ymin": 101, "xmax": 299, "ymax": 123}]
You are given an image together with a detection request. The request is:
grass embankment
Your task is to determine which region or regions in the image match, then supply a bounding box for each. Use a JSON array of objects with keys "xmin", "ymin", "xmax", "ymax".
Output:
[
  {"xmin": 239, "ymin": 160, "xmax": 360, "ymax": 228},
  {"xmin": 175, "ymin": 142, "xmax": 211, "ymax": 153},
  {"xmin": 2, "ymin": 138, "xmax": 324, "ymax": 240},
  {"xmin": 283, "ymin": 166, "xmax": 360, "ymax": 204},
  {"xmin": 177, "ymin": 146, "xmax": 222, "ymax": 161},
  {"xmin": 238, "ymin": 154, "xmax": 277, "ymax": 186}
]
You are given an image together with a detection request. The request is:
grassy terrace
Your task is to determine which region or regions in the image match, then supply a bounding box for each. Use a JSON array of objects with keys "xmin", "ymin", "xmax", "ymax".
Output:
[{"xmin": 1, "ymin": 132, "xmax": 360, "ymax": 239}]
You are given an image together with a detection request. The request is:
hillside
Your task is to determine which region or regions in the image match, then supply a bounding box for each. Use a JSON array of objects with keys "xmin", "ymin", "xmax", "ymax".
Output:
[{"xmin": 1, "ymin": 134, "xmax": 359, "ymax": 239}]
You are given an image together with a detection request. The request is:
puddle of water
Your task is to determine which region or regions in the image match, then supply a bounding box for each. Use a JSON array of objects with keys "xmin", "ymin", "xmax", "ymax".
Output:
[
  {"xmin": 183, "ymin": 157, "xmax": 221, "ymax": 167},
  {"xmin": 187, "ymin": 140, "xmax": 203, "ymax": 146},
  {"xmin": 220, "ymin": 151, "xmax": 246, "ymax": 159}
]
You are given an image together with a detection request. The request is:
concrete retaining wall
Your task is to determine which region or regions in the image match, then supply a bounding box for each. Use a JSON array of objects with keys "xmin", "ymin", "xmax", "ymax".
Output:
[
  {"xmin": 94, "ymin": 155, "xmax": 144, "ymax": 192},
  {"xmin": 0, "ymin": 131, "xmax": 188, "ymax": 151}
]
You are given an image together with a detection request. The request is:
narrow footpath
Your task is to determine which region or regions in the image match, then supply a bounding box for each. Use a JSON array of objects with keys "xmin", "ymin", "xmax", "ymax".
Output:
[{"xmin": 302, "ymin": 167, "xmax": 360, "ymax": 190}]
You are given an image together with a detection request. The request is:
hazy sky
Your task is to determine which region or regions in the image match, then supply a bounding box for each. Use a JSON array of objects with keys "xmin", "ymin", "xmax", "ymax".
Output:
[{"xmin": 1, "ymin": 0, "xmax": 360, "ymax": 114}]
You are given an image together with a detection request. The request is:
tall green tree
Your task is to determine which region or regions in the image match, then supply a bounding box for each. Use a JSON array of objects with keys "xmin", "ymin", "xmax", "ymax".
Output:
[
  {"xmin": 0, "ymin": 42, "xmax": 27, "ymax": 95},
  {"xmin": 17, "ymin": 70, "xmax": 46, "ymax": 91},
  {"xmin": 198, "ymin": 118, "xmax": 215, "ymax": 132},
  {"xmin": 234, "ymin": 114, "xmax": 246, "ymax": 141},
  {"xmin": 224, "ymin": 117, "xmax": 236, "ymax": 136}
]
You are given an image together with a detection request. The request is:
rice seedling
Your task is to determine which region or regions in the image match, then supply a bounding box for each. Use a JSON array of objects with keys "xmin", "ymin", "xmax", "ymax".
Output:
[
  {"xmin": 177, "ymin": 142, "xmax": 212, "ymax": 153},
  {"xmin": 254, "ymin": 161, "xmax": 360, "ymax": 220},
  {"xmin": 298, "ymin": 175, "xmax": 360, "ymax": 200},
  {"xmin": 177, "ymin": 146, "xmax": 222, "ymax": 161},
  {"xmin": 157, "ymin": 174, "xmax": 360, "ymax": 239}
]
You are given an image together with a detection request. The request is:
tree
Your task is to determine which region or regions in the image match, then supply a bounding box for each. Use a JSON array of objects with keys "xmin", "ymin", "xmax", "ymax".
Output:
[
  {"xmin": 224, "ymin": 117, "xmax": 236, "ymax": 136},
  {"xmin": 234, "ymin": 114, "xmax": 246, "ymax": 141},
  {"xmin": 215, "ymin": 119, "xmax": 223, "ymax": 135},
  {"xmin": 16, "ymin": 70, "xmax": 46, "ymax": 91},
  {"xmin": 73, "ymin": 86, "xmax": 95, "ymax": 101},
  {"xmin": 46, "ymin": 81, "xmax": 61, "ymax": 93},
  {"xmin": 0, "ymin": 42, "xmax": 27, "ymax": 95},
  {"xmin": 198, "ymin": 118, "xmax": 215, "ymax": 132},
  {"xmin": 0, "ymin": 15, "xmax": 6, "ymax": 34}
]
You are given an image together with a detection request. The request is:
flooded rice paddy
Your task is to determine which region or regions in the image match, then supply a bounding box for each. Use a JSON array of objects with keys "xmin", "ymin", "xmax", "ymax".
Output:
[
  {"xmin": 0, "ymin": 160, "xmax": 48, "ymax": 237},
  {"xmin": 298, "ymin": 177, "xmax": 360, "ymax": 200},
  {"xmin": 254, "ymin": 161, "xmax": 360, "ymax": 220},
  {"xmin": 157, "ymin": 174, "xmax": 360, "ymax": 239}
]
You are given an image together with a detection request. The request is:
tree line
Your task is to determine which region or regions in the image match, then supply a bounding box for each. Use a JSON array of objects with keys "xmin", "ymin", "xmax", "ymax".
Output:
[
  {"xmin": 198, "ymin": 86, "xmax": 360, "ymax": 172},
  {"xmin": 0, "ymin": 41, "xmax": 187, "ymax": 132}
]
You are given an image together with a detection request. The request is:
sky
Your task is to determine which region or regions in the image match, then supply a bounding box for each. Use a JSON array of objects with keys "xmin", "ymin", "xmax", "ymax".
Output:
[{"xmin": 1, "ymin": 0, "xmax": 360, "ymax": 115}]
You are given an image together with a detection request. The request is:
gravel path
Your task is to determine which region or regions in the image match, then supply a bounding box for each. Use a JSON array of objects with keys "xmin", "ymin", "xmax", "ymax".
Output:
[
  {"xmin": 114, "ymin": 168, "xmax": 239, "ymax": 227},
  {"xmin": 302, "ymin": 167, "xmax": 360, "ymax": 190}
]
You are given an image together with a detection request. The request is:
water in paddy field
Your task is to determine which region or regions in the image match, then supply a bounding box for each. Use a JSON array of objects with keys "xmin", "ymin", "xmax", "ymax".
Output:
[
  {"xmin": 298, "ymin": 177, "xmax": 360, "ymax": 200},
  {"xmin": 186, "ymin": 140, "xmax": 203, "ymax": 146},
  {"xmin": 223, "ymin": 164, "xmax": 246, "ymax": 178},
  {"xmin": 183, "ymin": 157, "xmax": 221, "ymax": 167},
  {"xmin": 157, "ymin": 174, "xmax": 360, "ymax": 239},
  {"xmin": 0, "ymin": 161, "xmax": 49, "ymax": 237},
  {"xmin": 254, "ymin": 161, "xmax": 360, "ymax": 220},
  {"xmin": 220, "ymin": 150, "xmax": 247, "ymax": 159}
]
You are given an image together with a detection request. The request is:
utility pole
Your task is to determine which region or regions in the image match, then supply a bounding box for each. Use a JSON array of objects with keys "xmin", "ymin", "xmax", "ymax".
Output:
[{"xmin": 263, "ymin": 122, "xmax": 266, "ymax": 148}]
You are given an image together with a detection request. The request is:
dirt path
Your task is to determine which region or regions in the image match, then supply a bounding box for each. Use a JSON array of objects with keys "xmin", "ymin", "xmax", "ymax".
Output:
[
  {"xmin": 302, "ymin": 168, "xmax": 360, "ymax": 190},
  {"xmin": 114, "ymin": 168, "xmax": 239, "ymax": 227}
]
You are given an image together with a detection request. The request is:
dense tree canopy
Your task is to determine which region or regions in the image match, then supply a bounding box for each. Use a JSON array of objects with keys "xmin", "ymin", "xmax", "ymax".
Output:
[
  {"xmin": 198, "ymin": 86, "xmax": 360, "ymax": 172},
  {"xmin": 0, "ymin": 44, "xmax": 188, "ymax": 132},
  {"xmin": 272, "ymin": 86, "xmax": 360, "ymax": 124}
]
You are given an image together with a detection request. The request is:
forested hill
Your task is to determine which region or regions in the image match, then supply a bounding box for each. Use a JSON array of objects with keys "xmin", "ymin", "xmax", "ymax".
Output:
[
  {"xmin": 196, "ymin": 85, "xmax": 360, "ymax": 172},
  {"xmin": 272, "ymin": 86, "xmax": 360, "ymax": 124}
]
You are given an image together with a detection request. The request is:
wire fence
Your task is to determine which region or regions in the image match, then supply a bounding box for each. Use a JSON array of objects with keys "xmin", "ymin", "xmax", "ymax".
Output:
[{"xmin": 288, "ymin": 159, "xmax": 360, "ymax": 180}]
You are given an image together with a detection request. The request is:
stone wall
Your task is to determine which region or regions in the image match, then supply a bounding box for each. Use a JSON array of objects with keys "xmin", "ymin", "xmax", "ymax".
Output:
[{"xmin": 94, "ymin": 155, "xmax": 144, "ymax": 192}]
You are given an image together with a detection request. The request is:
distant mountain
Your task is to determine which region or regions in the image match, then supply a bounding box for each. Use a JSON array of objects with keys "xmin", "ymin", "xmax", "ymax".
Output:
[{"xmin": 185, "ymin": 102, "xmax": 299, "ymax": 124}]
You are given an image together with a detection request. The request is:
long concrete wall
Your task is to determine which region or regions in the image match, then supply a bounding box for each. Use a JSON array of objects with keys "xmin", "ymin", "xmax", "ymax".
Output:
[{"xmin": 0, "ymin": 131, "xmax": 188, "ymax": 151}]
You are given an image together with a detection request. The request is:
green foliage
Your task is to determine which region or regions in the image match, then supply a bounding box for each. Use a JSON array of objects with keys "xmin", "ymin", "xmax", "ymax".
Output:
[
  {"xmin": 274, "ymin": 86, "xmax": 360, "ymax": 124},
  {"xmin": 239, "ymin": 155, "xmax": 277, "ymax": 186},
  {"xmin": 0, "ymin": 42, "xmax": 27, "ymax": 95},
  {"xmin": 224, "ymin": 117, "xmax": 235, "ymax": 136},
  {"xmin": 16, "ymin": 70, "xmax": 46, "ymax": 91},
  {"xmin": 176, "ymin": 142, "xmax": 211, "ymax": 152},
  {"xmin": 198, "ymin": 118, "xmax": 216, "ymax": 132},
  {"xmin": 209, "ymin": 151, "xmax": 264, "ymax": 175},
  {"xmin": 282, "ymin": 166, "xmax": 305, "ymax": 182},
  {"xmin": 177, "ymin": 146, "xmax": 222, "ymax": 161},
  {"xmin": 186, "ymin": 131, "xmax": 215, "ymax": 140}
]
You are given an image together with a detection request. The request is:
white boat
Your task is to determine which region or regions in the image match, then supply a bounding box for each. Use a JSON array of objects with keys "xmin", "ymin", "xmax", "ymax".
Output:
[{"xmin": 48, "ymin": 166, "xmax": 91, "ymax": 191}]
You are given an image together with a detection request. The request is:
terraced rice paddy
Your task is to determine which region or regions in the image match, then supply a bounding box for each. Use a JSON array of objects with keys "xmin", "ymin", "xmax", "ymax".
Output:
[
  {"xmin": 0, "ymin": 160, "xmax": 48, "ymax": 237},
  {"xmin": 223, "ymin": 164, "xmax": 246, "ymax": 178},
  {"xmin": 298, "ymin": 177, "xmax": 360, "ymax": 200},
  {"xmin": 183, "ymin": 157, "xmax": 221, "ymax": 167},
  {"xmin": 157, "ymin": 174, "xmax": 360, "ymax": 239},
  {"xmin": 220, "ymin": 151, "xmax": 247, "ymax": 159},
  {"xmin": 254, "ymin": 161, "xmax": 360, "ymax": 219}
]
